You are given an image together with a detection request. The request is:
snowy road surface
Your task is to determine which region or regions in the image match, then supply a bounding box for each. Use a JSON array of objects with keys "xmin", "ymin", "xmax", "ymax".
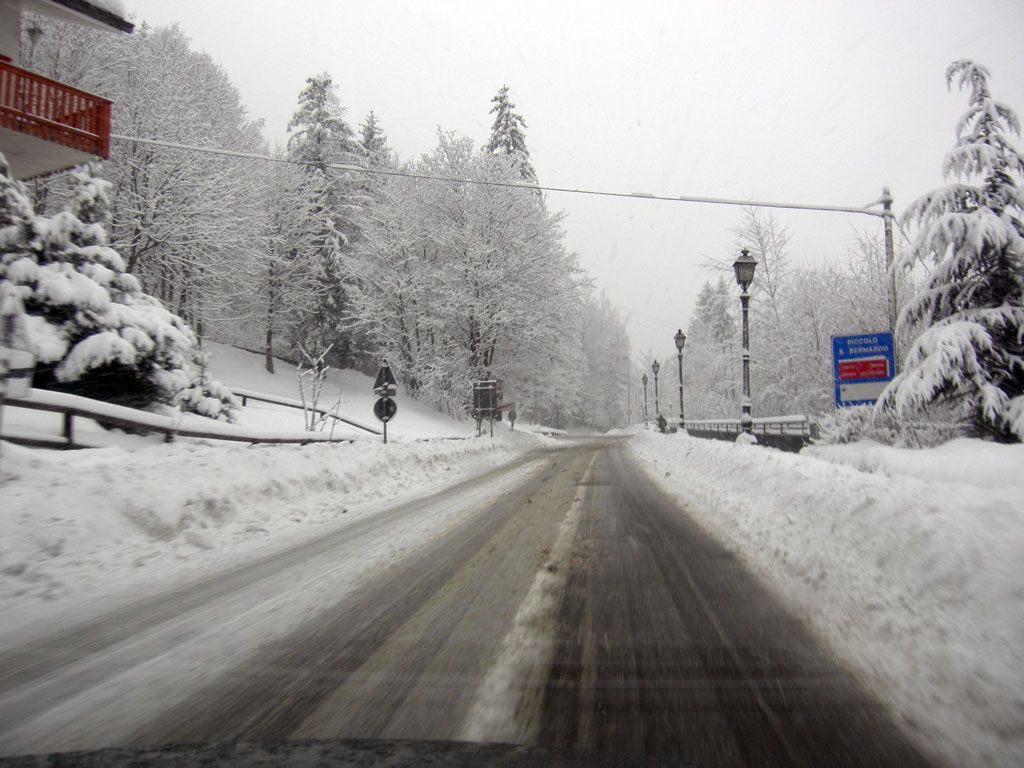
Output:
[{"xmin": 0, "ymin": 438, "xmax": 933, "ymax": 767}]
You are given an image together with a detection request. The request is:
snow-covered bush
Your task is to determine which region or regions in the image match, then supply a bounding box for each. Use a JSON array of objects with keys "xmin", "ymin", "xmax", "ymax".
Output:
[
  {"xmin": 817, "ymin": 404, "xmax": 967, "ymax": 448},
  {"xmin": 0, "ymin": 157, "xmax": 235, "ymax": 420},
  {"xmin": 881, "ymin": 61, "xmax": 1024, "ymax": 442},
  {"xmin": 176, "ymin": 350, "xmax": 240, "ymax": 423}
]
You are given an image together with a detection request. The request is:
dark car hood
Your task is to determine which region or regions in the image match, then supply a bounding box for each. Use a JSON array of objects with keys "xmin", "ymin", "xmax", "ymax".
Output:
[{"xmin": 0, "ymin": 738, "xmax": 693, "ymax": 767}]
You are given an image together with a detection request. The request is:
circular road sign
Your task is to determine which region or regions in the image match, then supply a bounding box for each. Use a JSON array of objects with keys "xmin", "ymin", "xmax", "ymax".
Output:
[{"xmin": 374, "ymin": 396, "xmax": 397, "ymax": 423}]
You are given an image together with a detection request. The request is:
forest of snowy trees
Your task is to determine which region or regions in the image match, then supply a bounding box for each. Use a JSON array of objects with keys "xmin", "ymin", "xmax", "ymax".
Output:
[
  {"xmin": 2, "ymin": 15, "xmax": 1021, "ymax": 441},
  {"xmin": 4, "ymin": 16, "xmax": 626, "ymax": 428}
]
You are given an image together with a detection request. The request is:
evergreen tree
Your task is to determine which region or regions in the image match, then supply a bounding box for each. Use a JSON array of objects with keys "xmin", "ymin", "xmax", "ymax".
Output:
[
  {"xmin": 692, "ymin": 278, "xmax": 736, "ymax": 344},
  {"xmin": 882, "ymin": 60, "xmax": 1024, "ymax": 441},
  {"xmin": 0, "ymin": 157, "xmax": 237, "ymax": 419},
  {"xmin": 287, "ymin": 73, "xmax": 360, "ymax": 174},
  {"xmin": 286, "ymin": 73, "xmax": 363, "ymax": 367},
  {"xmin": 485, "ymin": 85, "xmax": 536, "ymax": 182},
  {"xmin": 359, "ymin": 110, "xmax": 389, "ymax": 166}
]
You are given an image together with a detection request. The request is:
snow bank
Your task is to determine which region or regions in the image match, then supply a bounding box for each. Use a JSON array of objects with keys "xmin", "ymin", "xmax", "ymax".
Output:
[
  {"xmin": 627, "ymin": 432, "xmax": 1024, "ymax": 768},
  {"xmin": 804, "ymin": 437, "xmax": 1024, "ymax": 490},
  {"xmin": 0, "ymin": 431, "xmax": 540, "ymax": 644}
]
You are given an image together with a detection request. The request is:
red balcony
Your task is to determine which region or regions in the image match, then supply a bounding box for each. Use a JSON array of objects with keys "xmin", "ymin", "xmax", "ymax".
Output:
[{"xmin": 0, "ymin": 59, "xmax": 112, "ymax": 179}]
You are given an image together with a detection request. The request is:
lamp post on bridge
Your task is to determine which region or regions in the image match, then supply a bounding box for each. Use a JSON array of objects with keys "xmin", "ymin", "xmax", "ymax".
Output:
[
  {"xmin": 733, "ymin": 248, "xmax": 758, "ymax": 436},
  {"xmin": 674, "ymin": 328, "xmax": 686, "ymax": 431},
  {"xmin": 651, "ymin": 359, "xmax": 661, "ymax": 419}
]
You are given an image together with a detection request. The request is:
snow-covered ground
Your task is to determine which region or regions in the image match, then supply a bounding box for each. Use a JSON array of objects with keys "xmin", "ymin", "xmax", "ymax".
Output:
[
  {"xmin": 627, "ymin": 431, "xmax": 1024, "ymax": 768},
  {"xmin": 0, "ymin": 342, "xmax": 550, "ymax": 646},
  {"xmin": 0, "ymin": 432, "xmax": 544, "ymax": 647},
  {"xmin": 203, "ymin": 342, "xmax": 477, "ymax": 440},
  {"xmin": 0, "ymin": 342, "xmax": 476, "ymax": 447}
]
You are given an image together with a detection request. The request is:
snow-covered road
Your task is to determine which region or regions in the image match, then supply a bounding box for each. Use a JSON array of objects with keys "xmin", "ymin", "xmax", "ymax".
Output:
[
  {"xmin": 0, "ymin": 449, "xmax": 546, "ymax": 754},
  {"xmin": 0, "ymin": 437, "xmax": 932, "ymax": 768}
]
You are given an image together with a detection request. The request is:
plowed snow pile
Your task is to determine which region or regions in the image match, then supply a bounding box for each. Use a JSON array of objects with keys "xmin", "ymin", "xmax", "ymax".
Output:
[
  {"xmin": 0, "ymin": 432, "xmax": 538, "ymax": 643},
  {"xmin": 628, "ymin": 431, "xmax": 1024, "ymax": 768}
]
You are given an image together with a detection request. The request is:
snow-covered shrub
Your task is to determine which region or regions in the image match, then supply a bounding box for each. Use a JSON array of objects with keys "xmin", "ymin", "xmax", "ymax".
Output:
[
  {"xmin": 176, "ymin": 351, "xmax": 240, "ymax": 423},
  {"xmin": 817, "ymin": 404, "xmax": 967, "ymax": 448},
  {"xmin": 881, "ymin": 61, "xmax": 1024, "ymax": 443},
  {"xmin": 817, "ymin": 406, "xmax": 903, "ymax": 446},
  {"xmin": 0, "ymin": 157, "xmax": 235, "ymax": 419}
]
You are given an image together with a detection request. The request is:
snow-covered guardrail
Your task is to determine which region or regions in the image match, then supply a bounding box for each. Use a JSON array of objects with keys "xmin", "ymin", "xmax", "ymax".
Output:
[
  {"xmin": 230, "ymin": 387, "xmax": 381, "ymax": 435},
  {"xmin": 685, "ymin": 415, "xmax": 818, "ymax": 439},
  {"xmin": 0, "ymin": 388, "xmax": 367, "ymax": 449}
]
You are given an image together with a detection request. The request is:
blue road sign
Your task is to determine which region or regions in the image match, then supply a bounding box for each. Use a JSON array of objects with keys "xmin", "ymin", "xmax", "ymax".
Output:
[{"xmin": 832, "ymin": 332, "xmax": 895, "ymax": 407}]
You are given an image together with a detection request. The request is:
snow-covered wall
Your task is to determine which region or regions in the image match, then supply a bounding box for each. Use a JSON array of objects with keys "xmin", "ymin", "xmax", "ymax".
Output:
[{"xmin": 0, "ymin": 0, "xmax": 22, "ymax": 65}]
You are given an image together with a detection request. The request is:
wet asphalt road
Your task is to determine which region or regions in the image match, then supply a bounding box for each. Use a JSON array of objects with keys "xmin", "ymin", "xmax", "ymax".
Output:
[{"xmin": 0, "ymin": 438, "xmax": 935, "ymax": 767}]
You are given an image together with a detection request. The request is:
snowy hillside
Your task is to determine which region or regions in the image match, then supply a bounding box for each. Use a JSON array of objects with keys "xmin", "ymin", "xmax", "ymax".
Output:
[
  {"xmin": 204, "ymin": 341, "xmax": 476, "ymax": 440},
  {"xmin": 628, "ymin": 432, "xmax": 1024, "ymax": 768}
]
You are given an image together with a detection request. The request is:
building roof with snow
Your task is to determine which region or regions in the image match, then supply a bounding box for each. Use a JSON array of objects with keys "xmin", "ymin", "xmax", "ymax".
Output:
[{"xmin": 24, "ymin": 0, "xmax": 134, "ymax": 34}]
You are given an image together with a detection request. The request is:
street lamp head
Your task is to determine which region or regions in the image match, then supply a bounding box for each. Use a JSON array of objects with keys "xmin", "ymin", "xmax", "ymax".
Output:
[
  {"xmin": 651, "ymin": 359, "xmax": 660, "ymax": 376},
  {"xmin": 674, "ymin": 328, "xmax": 686, "ymax": 353},
  {"xmin": 641, "ymin": 373, "xmax": 648, "ymax": 386},
  {"xmin": 733, "ymin": 248, "xmax": 758, "ymax": 290}
]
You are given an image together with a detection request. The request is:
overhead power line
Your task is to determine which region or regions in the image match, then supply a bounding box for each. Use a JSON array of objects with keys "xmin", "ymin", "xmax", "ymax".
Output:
[{"xmin": 109, "ymin": 133, "xmax": 890, "ymax": 219}]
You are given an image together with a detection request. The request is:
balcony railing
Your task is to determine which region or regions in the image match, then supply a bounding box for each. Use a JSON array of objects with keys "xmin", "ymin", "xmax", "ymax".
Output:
[{"xmin": 0, "ymin": 59, "xmax": 111, "ymax": 160}]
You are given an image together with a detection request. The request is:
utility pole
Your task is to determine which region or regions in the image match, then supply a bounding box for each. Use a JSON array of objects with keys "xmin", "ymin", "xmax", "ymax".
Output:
[
  {"xmin": 624, "ymin": 355, "xmax": 631, "ymax": 426},
  {"xmin": 641, "ymin": 373, "xmax": 648, "ymax": 425},
  {"xmin": 881, "ymin": 187, "xmax": 899, "ymax": 369}
]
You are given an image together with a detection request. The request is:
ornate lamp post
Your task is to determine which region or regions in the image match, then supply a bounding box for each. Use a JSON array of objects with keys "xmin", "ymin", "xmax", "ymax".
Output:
[
  {"xmin": 651, "ymin": 359, "xmax": 661, "ymax": 418},
  {"xmin": 733, "ymin": 248, "xmax": 758, "ymax": 435},
  {"xmin": 673, "ymin": 328, "xmax": 686, "ymax": 429},
  {"xmin": 641, "ymin": 373, "xmax": 649, "ymax": 424}
]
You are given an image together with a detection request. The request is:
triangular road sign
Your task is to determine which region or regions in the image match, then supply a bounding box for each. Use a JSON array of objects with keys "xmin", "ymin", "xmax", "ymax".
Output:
[{"xmin": 373, "ymin": 359, "xmax": 398, "ymax": 394}]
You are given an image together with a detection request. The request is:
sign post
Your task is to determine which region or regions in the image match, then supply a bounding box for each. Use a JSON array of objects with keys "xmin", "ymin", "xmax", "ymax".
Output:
[
  {"xmin": 471, "ymin": 380, "xmax": 500, "ymax": 437},
  {"xmin": 832, "ymin": 332, "xmax": 895, "ymax": 407},
  {"xmin": 373, "ymin": 359, "xmax": 398, "ymax": 443},
  {"xmin": 1, "ymin": 287, "xmax": 34, "ymax": 465}
]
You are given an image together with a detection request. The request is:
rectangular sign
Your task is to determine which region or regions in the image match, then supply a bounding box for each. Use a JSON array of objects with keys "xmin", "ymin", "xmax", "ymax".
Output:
[
  {"xmin": 471, "ymin": 380, "xmax": 501, "ymax": 418},
  {"xmin": 838, "ymin": 358, "xmax": 889, "ymax": 381},
  {"xmin": 832, "ymin": 332, "xmax": 895, "ymax": 407}
]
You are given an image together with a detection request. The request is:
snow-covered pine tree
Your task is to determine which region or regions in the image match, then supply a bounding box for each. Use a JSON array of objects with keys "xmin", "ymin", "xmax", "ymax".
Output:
[
  {"xmin": 250, "ymin": 157, "xmax": 329, "ymax": 373},
  {"xmin": 287, "ymin": 73, "xmax": 361, "ymax": 175},
  {"xmin": 359, "ymin": 110, "xmax": 389, "ymax": 166},
  {"xmin": 882, "ymin": 60, "xmax": 1024, "ymax": 442},
  {"xmin": 0, "ymin": 158, "xmax": 238, "ymax": 420},
  {"xmin": 485, "ymin": 85, "xmax": 537, "ymax": 182},
  {"xmin": 287, "ymin": 73, "xmax": 366, "ymax": 369}
]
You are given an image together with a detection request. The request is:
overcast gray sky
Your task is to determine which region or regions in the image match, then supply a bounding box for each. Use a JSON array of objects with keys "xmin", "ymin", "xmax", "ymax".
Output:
[{"xmin": 128, "ymin": 0, "xmax": 1024, "ymax": 364}]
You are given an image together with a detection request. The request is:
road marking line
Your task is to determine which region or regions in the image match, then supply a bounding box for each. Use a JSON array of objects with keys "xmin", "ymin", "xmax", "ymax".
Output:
[{"xmin": 459, "ymin": 452, "xmax": 599, "ymax": 744}]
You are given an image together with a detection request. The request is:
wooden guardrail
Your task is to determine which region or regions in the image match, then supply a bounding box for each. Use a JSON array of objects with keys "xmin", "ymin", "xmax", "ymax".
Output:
[
  {"xmin": 0, "ymin": 388, "xmax": 368, "ymax": 450},
  {"xmin": 229, "ymin": 387, "xmax": 381, "ymax": 435}
]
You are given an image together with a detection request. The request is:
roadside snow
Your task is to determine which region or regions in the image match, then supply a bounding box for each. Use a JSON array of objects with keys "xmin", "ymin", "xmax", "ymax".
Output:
[
  {"xmin": 627, "ymin": 432, "xmax": 1024, "ymax": 768},
  {"xmin": 0, "ymin": 430, "xmax": 543, "ymax": 647},
  {"xmin": 804, "ymin": 437, "xmax": 1024, "ymax": 490}
]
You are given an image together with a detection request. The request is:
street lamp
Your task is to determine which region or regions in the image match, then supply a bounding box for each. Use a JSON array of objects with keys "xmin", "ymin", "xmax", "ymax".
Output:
[
  {"xmin": 733, "ymin": 248, "xmax": 758, "ymax": 435},
  {"xmin": 651, "ymin": 359, "xmax": 661, "ymax": 418},
  {"xmin": 641, "ymin": 373, "xmax": 649, "ymax": 424},
  {"xmin": 673, "ymin": 328, "xmax": 686, "ymax": 430}
]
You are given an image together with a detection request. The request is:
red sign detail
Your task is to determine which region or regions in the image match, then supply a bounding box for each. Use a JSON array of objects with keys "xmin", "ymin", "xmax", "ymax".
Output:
[{"xmin": 838, "ymin": 358, "xmax": 888, "ymax": 380}]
